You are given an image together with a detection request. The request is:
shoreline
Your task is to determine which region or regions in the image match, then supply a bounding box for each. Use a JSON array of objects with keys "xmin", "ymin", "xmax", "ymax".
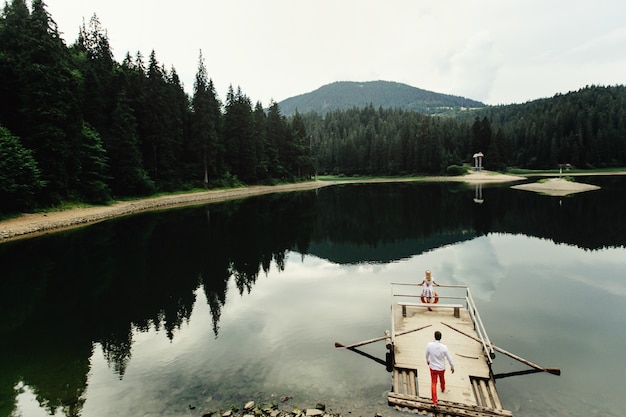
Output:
[{"xmin": 4, "ymin": 170, "xmax": 622, "ymax": 244}]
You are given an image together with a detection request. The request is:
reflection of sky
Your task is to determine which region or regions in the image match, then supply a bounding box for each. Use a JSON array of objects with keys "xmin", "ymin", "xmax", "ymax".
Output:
[
  {"xmin": 13, "ymin": 382, "xmax": 56, "ymax": 417},
  {"xmin": 75, "ymin": 234, "xmax": 626, "ymax": 417},
  {"xmin": 399, "ymin": 234, "xmax": 626, "ymax": 301}
]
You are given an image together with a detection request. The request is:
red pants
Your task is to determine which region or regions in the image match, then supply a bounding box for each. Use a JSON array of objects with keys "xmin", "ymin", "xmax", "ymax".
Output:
[{"xmin": 429, "ymin": 368, "xmax": 446, "ymax": 405}]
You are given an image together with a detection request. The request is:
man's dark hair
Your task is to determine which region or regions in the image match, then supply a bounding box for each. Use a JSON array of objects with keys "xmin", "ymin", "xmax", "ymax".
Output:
[{"xmin": 435, "ymin": 331, "xmax": 442, "ymax": 340}]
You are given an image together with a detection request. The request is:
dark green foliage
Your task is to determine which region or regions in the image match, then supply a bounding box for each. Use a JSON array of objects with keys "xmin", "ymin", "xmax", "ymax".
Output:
[
  {"xmin": 73, "ymin": 14, "xmax": 116, "ymax": 134},
  {"xmin": 0, "ymin": 125, "xmax": 44, "ymax": 212},
  {"xmin": 77, "ymin": 123, "xmax": 110, "ymax": 203},
  {"xmin": 305, "ymin": 106, "xmax": 469, "ymax": 176},
  {"xmin": 303, "ymin": 85, "xmax": 626, "ymax": 175},
  {"xmin": 290, "ymin": 110, "xmax": 314, "ymax": 179},
  {"xmin": 189, "ymin": 51, "xmax": 222, "ymax": 188},
  {"xmin": 266, "ymin": 102, "xmax": 287, "ymax": 179},
  {"xmin": 1, "ymin": 2, "xmax": 625, "ymax": 216},
  {"xmin": 252, "ymin": 102, "xmax": 269, "ymax": 182},
  {"xmin": 446, "ymin": 165, "xmax": 466, "ymax": 176},
  {"xmin": 104, "ymin": 87, "xmax": 154, "ymax": 196},
  {"xmin": 464, "ymin": 85, "xmax": 626, "ymax": 169},
  {"xmin": 1, "ymin": 0, "xmax": 83, "ymax": 204},
  {"xmin": 0, "ymin": 1, "xmax": 315, "ymax": 216},
  {"xmin": 139, "ymin": 50, "xmax": 186, "ymax": 190}
]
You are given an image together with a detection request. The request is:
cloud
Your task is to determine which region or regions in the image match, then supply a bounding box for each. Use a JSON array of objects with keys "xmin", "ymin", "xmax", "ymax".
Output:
[{"xmin": 44, "ymin": 0, "xmax": 626, "ymax": 106}]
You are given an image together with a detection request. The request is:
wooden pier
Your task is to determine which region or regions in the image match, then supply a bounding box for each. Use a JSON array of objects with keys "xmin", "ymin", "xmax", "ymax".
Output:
[{"xmin": 387, "ymin": 284, "xmax": 513, "ymax": 417}]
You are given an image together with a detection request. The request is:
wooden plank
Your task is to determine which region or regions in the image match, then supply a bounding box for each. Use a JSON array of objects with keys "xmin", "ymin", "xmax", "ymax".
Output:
[
  {"xmin": 408, "ymin": 370, "xmax": 416, "ymax": 396},
  {"xmin": 402, "ymin": 370, "xmax": 408, "ymax": 395},
  {"xmin": 479, "ymin": 379, "xmax": 493, "ymax": 408},
  {"xmin": 393, "ymin": 369, "xmax": 399, "ymax": 394},
  {"xmin": 389, "ymin": 285, "xmax": 513, "ymax": 416},
  {"xmin": 488, "ymin": 379, "xmax": 503, "ymax": 410},
  {"xmin": 392, "ymin": 303, "xmax": 490, "ymax": 406},
  {"xmin": 397, "ymin": 302, "xmax": 463, "ymax": 318},
  {"xmin": 388, "ymin": 393, "xmax": 514, "ymax": 417},
  {"xmin": 397, "ymin": 302, "xmax": 463, "ymax": 308},
  {"xmin": 472, "ymin": 378, "xmax": 483, "ymax": 407}
]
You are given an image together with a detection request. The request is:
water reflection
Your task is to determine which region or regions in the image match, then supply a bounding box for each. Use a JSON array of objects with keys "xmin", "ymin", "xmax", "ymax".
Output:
[
  {"xmin": 1, "ymin": 177, "xmax": 625, "ymax": 416},
  {"xmin": 473, "ymin": 183, "xmax": 485, "ymax": 204}
]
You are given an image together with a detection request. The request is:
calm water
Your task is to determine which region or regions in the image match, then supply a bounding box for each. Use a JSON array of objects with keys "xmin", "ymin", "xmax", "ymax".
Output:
[{"xmin": 1, "ymin": 177, "xmax": 625, "ymax": 417}]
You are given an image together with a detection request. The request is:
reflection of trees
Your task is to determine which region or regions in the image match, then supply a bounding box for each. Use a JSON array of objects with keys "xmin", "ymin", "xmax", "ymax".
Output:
[
  {"xmin": 1, "ymin": 179, "xmax": 626, "ymax": 416},
  {"xmin": 0, "ymin": 331, "xmax": 91, "ymax": 417},
  {"xmin": 100, "ymin": 330, "xmax": 133, "ymax": 377}
]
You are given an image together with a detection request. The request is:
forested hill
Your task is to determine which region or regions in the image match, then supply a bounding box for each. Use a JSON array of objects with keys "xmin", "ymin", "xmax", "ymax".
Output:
[
  {"xmin": 276, "ymin": 80, "xmax": 485, "ymax": 116},
  {"xmin": 301, "ymin": 84, "xmax": 626, "ymax": 177},
  {"xmin": 2, "ymin": 1, "xmax": 625, "ymax": 217}
]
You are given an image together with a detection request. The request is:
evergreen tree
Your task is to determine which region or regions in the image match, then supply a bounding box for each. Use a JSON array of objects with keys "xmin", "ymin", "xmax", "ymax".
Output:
[
  {"xmin": 290, "ymin": 110, "xmax": 313, "ymax": 178},
  {"xmin": 265, "ymin": 101, "xmax": 285, "ymax": 178},
  {"xmin": 0, "ymin": 125, "xmax": 45, "ymax": 212},
  {"xmin": 223, "ymin": 86, "xmax": 256, "ymax": 182},
  {"xmin": 105, "ymin": 87, "xmax": 154, "ymax": 196},
  {"xmin": 190, "ymin": 51, "xmax": 222, "ymax": 187},
  {"xmin": 78, "ymin": 123, "xmax": 111, "ymax": 203},
  {"xmin": 140, "ymin": 50, "xmax": 186, "ymax": 189},
  {"xmin": 470, "ymin": 116, "xmax": 492, "ymax": 156},
  {"xmin": 163, "ymin": 66, "xmax": 188, "ymax": 188},
  {"xmin": 0, "ymin": 0, "xmax": 30, "ymax": 134},
  {"xmin": 9, "ymin": 0, "xmax": 83, "ymax": 203},
  {"xmin": 253, "ymin": 102, "xmax": 269, "ymax": 182},
  {"xmin": 73, "ymin": 14, "xmax": 116, "ymax": 133}
]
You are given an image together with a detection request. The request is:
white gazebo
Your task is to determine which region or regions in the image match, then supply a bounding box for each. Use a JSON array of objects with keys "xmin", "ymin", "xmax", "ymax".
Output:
[{"xmin": 472, "ymin": 152, "xmax": 484, "ymax": 171}]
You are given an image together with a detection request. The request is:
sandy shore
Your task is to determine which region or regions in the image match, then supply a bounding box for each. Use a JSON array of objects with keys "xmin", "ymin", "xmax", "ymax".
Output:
[
  {"xmin": 511, "ymin": 177, "xmax": 601, "ymax": 196},
  {"xmin": 0, "ymin": 170, "xmax": 600, "ymax": 243}
]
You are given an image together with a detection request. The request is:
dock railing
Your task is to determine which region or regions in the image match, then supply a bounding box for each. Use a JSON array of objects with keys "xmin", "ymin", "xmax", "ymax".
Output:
[{"xmin": 391, "ymin": 283, "xmax": 495, "ymax": 364}]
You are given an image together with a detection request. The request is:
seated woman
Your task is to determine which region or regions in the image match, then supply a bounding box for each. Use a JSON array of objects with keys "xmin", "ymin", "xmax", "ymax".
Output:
[{"xmin": 418, "ymin": 270, "xmax": 440, "ymax": 308}]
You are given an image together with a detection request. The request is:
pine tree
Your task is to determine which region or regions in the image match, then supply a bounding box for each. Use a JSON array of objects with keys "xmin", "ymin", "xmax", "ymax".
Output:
[
  {"xmin": 140, "ymin": 50, "xmax": 187, "ymax": 189},
  {"xmin": 5, "ymin": 0, "xmax": 83, "ymax": 203},
  {"xmin": 78, "ymin": 123, "xmax": 111, "ymax": 203},
  {"xmin": 0, "ymin": 0, "xmax": 30, "ymax": 134},
  {"xmin": 163, "ymin": 66, "xmax": 188, "ymax": 188},
  {"xmin": 91, "ymin": 53, "xmax": 154, "ymax": 196},
  {"xmin": 190, "ymin": 51, "xmax": 222, "ymax": 187},
  {"xmin": 253, "ymin": 102, "xmax": 269, "ymax": 182},
  {"xmin": 0, "ymin": 125, "xmax": 45, "ymax": 212},
  {"xmin": 223, "ymin": 86, "xmax": 255, "ymax": 182},
  {"xmin": 73, "ymin": 14, "xmax": 116, "ymax": 134},
  {"xmin": 265, "ymin": 101, "xmax": 285, "ymax": 178},
  {"xmin": 290, "ymin": 110, "xmax": 312, "ymax": 179}
]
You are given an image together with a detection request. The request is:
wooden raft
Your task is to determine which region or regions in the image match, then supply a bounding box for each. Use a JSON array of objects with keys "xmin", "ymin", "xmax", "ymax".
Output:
[{"xmin": 388, "ymin": 287, "xmax": 512, "ymax": 417}]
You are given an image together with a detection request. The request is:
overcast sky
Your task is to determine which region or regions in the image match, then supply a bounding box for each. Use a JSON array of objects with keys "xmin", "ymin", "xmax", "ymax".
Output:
[{"xmin": 43, "ymin": 0, "xmax": 626, "ymax": 107}]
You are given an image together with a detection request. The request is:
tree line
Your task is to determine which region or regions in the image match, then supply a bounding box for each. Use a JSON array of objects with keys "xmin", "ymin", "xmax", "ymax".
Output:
[
  {"xmin": 2, "ymin": 1, "xmax": 626, "ymax": 216},
  {"xmin": 0, "ymin": 2, "xmax": 313, "ymax": 214},
  {"xmin": 302, "ymin": 84, "xmax": 626, "ymax": 176}
]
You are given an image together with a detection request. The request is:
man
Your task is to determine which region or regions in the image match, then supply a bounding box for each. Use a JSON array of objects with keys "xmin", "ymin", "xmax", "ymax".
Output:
[{"xmin": 425, "ymin": 330, "xmax": 455, "ymax": 406}]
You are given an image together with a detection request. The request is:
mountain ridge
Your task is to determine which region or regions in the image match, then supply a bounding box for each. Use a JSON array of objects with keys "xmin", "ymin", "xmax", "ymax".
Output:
[{"xmin": 276, "ymin": 80, "xmax": 485, "ymax": 116}]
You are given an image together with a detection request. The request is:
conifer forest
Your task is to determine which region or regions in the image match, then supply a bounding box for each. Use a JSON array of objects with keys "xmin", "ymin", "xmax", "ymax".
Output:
[{"xmin": 1, "ymin": 1, "xmax": 625, "ymax": 214}]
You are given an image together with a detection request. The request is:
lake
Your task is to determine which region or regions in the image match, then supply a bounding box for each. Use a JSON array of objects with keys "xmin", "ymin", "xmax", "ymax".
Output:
[{"xmin": 1, "ymin": 176, "xmax": 625, "ymax": 417}]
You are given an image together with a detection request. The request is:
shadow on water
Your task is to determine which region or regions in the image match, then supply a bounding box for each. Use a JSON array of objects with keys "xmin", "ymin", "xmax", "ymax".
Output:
[{"xmin": 1, "ymin": 177, "xmax": 625, "ymax": 416}]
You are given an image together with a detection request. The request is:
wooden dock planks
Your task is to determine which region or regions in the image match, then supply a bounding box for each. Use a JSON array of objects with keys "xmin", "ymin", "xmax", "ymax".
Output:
[{"xmin": 389, "ymin": 302, "xmax": 509, "ymax": 416}]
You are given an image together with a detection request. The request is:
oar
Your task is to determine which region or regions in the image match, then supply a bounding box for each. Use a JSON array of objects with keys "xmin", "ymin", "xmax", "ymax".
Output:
[
  {"xmin": 332, "ymin": 343, "xmax": 388, "ymax": 366},
  {"xmin": 334, "ymin": 324, "xmax": 432, "ymax": 349},
  {"xmin": 494, "ymin": 368, "xmax": 547, "ymax": 379},
  {"xmin": 441, "ymin": 322, "xmax": 561, "ymax": 376}
]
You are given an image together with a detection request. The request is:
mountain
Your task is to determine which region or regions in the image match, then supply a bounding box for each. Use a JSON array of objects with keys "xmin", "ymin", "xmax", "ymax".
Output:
[{"xmin": 276, "ymin": 80, "xmax": 485, "ymax": 116}]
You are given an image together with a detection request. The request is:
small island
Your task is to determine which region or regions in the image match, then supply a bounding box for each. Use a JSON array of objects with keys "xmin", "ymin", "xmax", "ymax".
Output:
[{"xmin": 511, "ymin": 177, "xmax": 600, "ymax": 196}]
